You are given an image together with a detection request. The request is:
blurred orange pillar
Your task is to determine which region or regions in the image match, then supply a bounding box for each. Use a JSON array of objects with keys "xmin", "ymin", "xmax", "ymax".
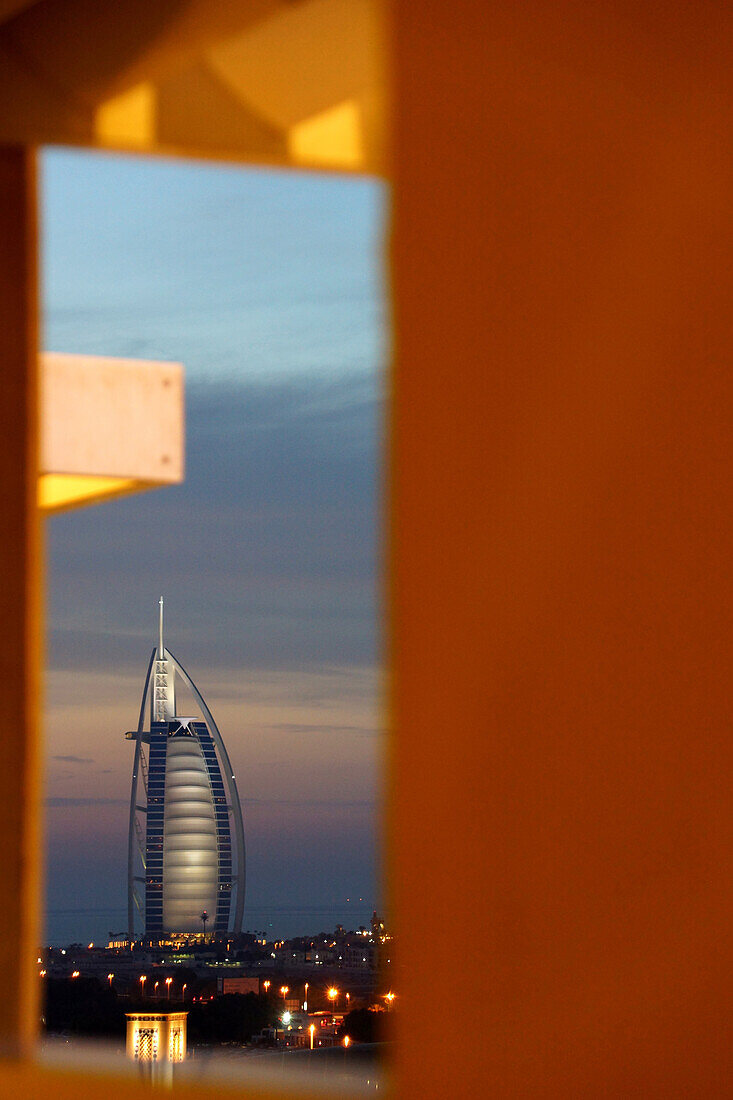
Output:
[
  {"xmin": 391, "ymin": 1, "xmax": 731, "ymax": 1094},
  {"xmin": 0, "ymin": 143, "xmax": 40, "ymax": 1059}
]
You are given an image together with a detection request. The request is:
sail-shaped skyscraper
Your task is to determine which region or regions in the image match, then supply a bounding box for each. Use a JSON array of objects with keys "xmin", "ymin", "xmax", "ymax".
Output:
[{"xmin": 126, "ymin": 600, "xmax": 245, "ymax": 941}]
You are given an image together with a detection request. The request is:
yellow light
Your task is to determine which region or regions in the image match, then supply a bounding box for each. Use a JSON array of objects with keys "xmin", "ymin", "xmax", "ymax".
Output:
[
  {"xmin": 288, "ymin": 98, "xmax": 364, "ymax": 170},
  {"xmin": 95, "ymin": 81, "xmax": 155, "ymax": 148},
  {"xmin": 87, "ymin": 942, "xmax": 94, "ymax": 949},
  {"xmin": 71, "ymin": 971, "xmax": 80, "ymax": 978},
  {"xmin": 38, "ymin": 474, "xmax": 141, "ymax": 513},
  {"xmin": 39, "ymin": 970, "xmax": 46, "ymax": 977},
  {"xmin": 343, "ymin": 1035, "xmax": 351, "ymax": 1048},
  {"xmin": 327, "ymin": 986, "xmax": 338, "ymax": 1001}
]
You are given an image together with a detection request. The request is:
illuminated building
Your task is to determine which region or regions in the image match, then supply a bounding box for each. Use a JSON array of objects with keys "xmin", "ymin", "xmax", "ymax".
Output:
[
  {"xmin": 126, "ymin": 1011, "xmax": 187, "ymax": 1081},
  {"xmin": 126, "ymin": 600, "xmax": 245, "ymax": 939}
]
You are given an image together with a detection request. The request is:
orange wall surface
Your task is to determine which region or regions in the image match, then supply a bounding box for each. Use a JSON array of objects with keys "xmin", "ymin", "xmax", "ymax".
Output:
[{"xmin": 390, "ymin": 0, "xmax": 731, "ymax": 1095}]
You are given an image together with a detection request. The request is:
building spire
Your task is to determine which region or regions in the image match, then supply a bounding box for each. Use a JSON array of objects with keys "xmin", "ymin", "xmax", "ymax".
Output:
[{"xmin": 152, "ymin": 597, "xmax": 175, "ymax": 722}]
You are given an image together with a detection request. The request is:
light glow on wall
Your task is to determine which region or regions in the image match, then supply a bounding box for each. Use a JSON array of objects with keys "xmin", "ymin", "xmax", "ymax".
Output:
[
  {"xmin": 162, "ymin": 735, "xmax": 219, "ymax": 931},
  {"xmin": 126, "ymin": 1012, "xmax": 187, "ymax": 1066}
]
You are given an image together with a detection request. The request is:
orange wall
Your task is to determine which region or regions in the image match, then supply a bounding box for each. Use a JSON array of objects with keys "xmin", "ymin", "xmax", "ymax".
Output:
[
  {"xmin": 391, "ymin": 1, "xmax": 731, "ymax": 1094},
  {"xmin": 0, "ymin": 143, "xmax": 41, "ymax": 1059}
]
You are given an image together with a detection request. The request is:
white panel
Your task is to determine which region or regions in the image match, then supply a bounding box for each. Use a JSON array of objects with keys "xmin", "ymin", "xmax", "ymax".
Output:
[
  {"xmin": 162, "ymin": 734, "xmax": 218, "ymax": 932},
  {"xmin": 41, "ymin": 353, "xmax": 184, "ymax": 483}
]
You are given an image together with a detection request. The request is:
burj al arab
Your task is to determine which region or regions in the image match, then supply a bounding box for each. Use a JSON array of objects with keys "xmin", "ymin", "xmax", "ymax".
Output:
[{"xmin": 125, "ymin": 599, "xmax": 245, "ymax": 941}]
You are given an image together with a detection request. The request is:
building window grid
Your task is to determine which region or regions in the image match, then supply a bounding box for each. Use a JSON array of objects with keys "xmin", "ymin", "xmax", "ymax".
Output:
[
  {"xmin": 195, "ymin": 722, "xmax": 233, "ymax": 930},
  {"xmin": 145, "ymin": 735, "xmax": 169, "ymax": 923}
]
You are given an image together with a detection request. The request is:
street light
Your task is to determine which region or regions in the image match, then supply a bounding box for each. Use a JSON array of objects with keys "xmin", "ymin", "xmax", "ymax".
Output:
[
  {"xmin": 154, "ymin": 980, "xmax": 159, "ymax": 998},
  {"xmin": 263, "ymin": 980, "xmax": 271, "ymax": 994},
  {"xmin": 166, "ymin": 977, "xmax": 173, "ymax": 1000},
  {"xmin": 309, "ymin": 1023, "xmax": 315, "ymax": 1050},
  {"xmin": 139, "ymin": 975, "xmax": 146, "ymax": 998},
  {"xmin": 182, "ymin": 983, "xmax": 187, "ymax": 1001},
  {"xmin": 107, "ymin": 973, "xmax": 114, "ymax": 988},
  {"xmin": 384, "ymin": 991, "xmax": 395, "ymax": 1007},
  {"xmin": 327, "ymin": 986, "xmax": 339, "ymax": 1008},
  {"xmin": 71, "ymin": 971, "xmax": 80, "ymax": 979},
  {"xmin": 280, "ymin": 985, "xmax": 289, "ymax": 1001},
  {"xmin": 303, "ymin": 981, "xmax": 309, "ymax": 1011}
]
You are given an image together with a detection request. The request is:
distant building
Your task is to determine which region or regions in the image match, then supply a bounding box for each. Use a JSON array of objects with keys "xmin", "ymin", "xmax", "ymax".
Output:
[
  {"xmin": 126, "ymin": 600, "xmax": 246, "ymax": 939},
  {"xmin": 126, "ymin": 1011, "xmax": 187, "ymax": 1082},
  {"xmin": 344, "ymin": 940, "xmax": 376, "ymax": 970},
  {"xmin": 218, "ymin": 976, "xmax": 260, "ymax": 995},
  {"xmin": 253, "ymin": 1009, "xmax": 345, "ymax": 1050}
]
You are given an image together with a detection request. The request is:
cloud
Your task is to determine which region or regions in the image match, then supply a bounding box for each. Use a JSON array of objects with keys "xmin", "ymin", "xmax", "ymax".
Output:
[
  {"xmin": 52, "ymin": 755, "xmax": 95, "ymax": 764},
  {"xmin": 266, "ymin": 723, "xmax": 379, "ymax": 737},
  {"xmin": 244, "ymin": 797, "xmax": 376, "ymax": 808},
  {"xmin": 46, "ymin": 370, "xmax": 382, "ymax": 675},
  {"xmin": 46, "ymin": 797, "xmax": 127, "ymax": 808}
]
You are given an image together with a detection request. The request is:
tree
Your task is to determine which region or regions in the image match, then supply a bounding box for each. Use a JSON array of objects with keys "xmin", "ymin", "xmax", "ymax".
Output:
[
  {"xmin": 186, "ymin": 993, "xmax": 277, "ymax": 1045},
  {"xmin": 340, "ymin": 1007, "xmax": 383, "ymax": 1044},
  {"xmin": 43, "ymin": 977, "xmax": 125, "ymax": 1039}
]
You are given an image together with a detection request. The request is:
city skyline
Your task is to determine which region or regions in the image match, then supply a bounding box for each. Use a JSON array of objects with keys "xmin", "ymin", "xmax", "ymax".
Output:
[{"xmin": 43, "ymin": 149, "xmax": 385, "ymax": 945}]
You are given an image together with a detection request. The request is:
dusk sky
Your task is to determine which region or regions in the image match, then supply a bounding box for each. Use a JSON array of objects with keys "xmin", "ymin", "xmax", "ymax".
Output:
[{"xmin": 42, "ymin": 149, "xmax": 386, "ymax": 945}]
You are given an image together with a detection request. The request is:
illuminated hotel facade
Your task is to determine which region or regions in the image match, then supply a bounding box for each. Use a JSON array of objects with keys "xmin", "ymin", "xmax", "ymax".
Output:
[{"xmin": 126, "ymin": 600, "xmax": 245, "ymax": 940}]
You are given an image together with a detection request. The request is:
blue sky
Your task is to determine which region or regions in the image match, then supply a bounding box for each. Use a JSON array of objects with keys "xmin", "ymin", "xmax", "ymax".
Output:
[{"xmin": 42, "ymin": 148, "xmax": 386, "ymax": 944}]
